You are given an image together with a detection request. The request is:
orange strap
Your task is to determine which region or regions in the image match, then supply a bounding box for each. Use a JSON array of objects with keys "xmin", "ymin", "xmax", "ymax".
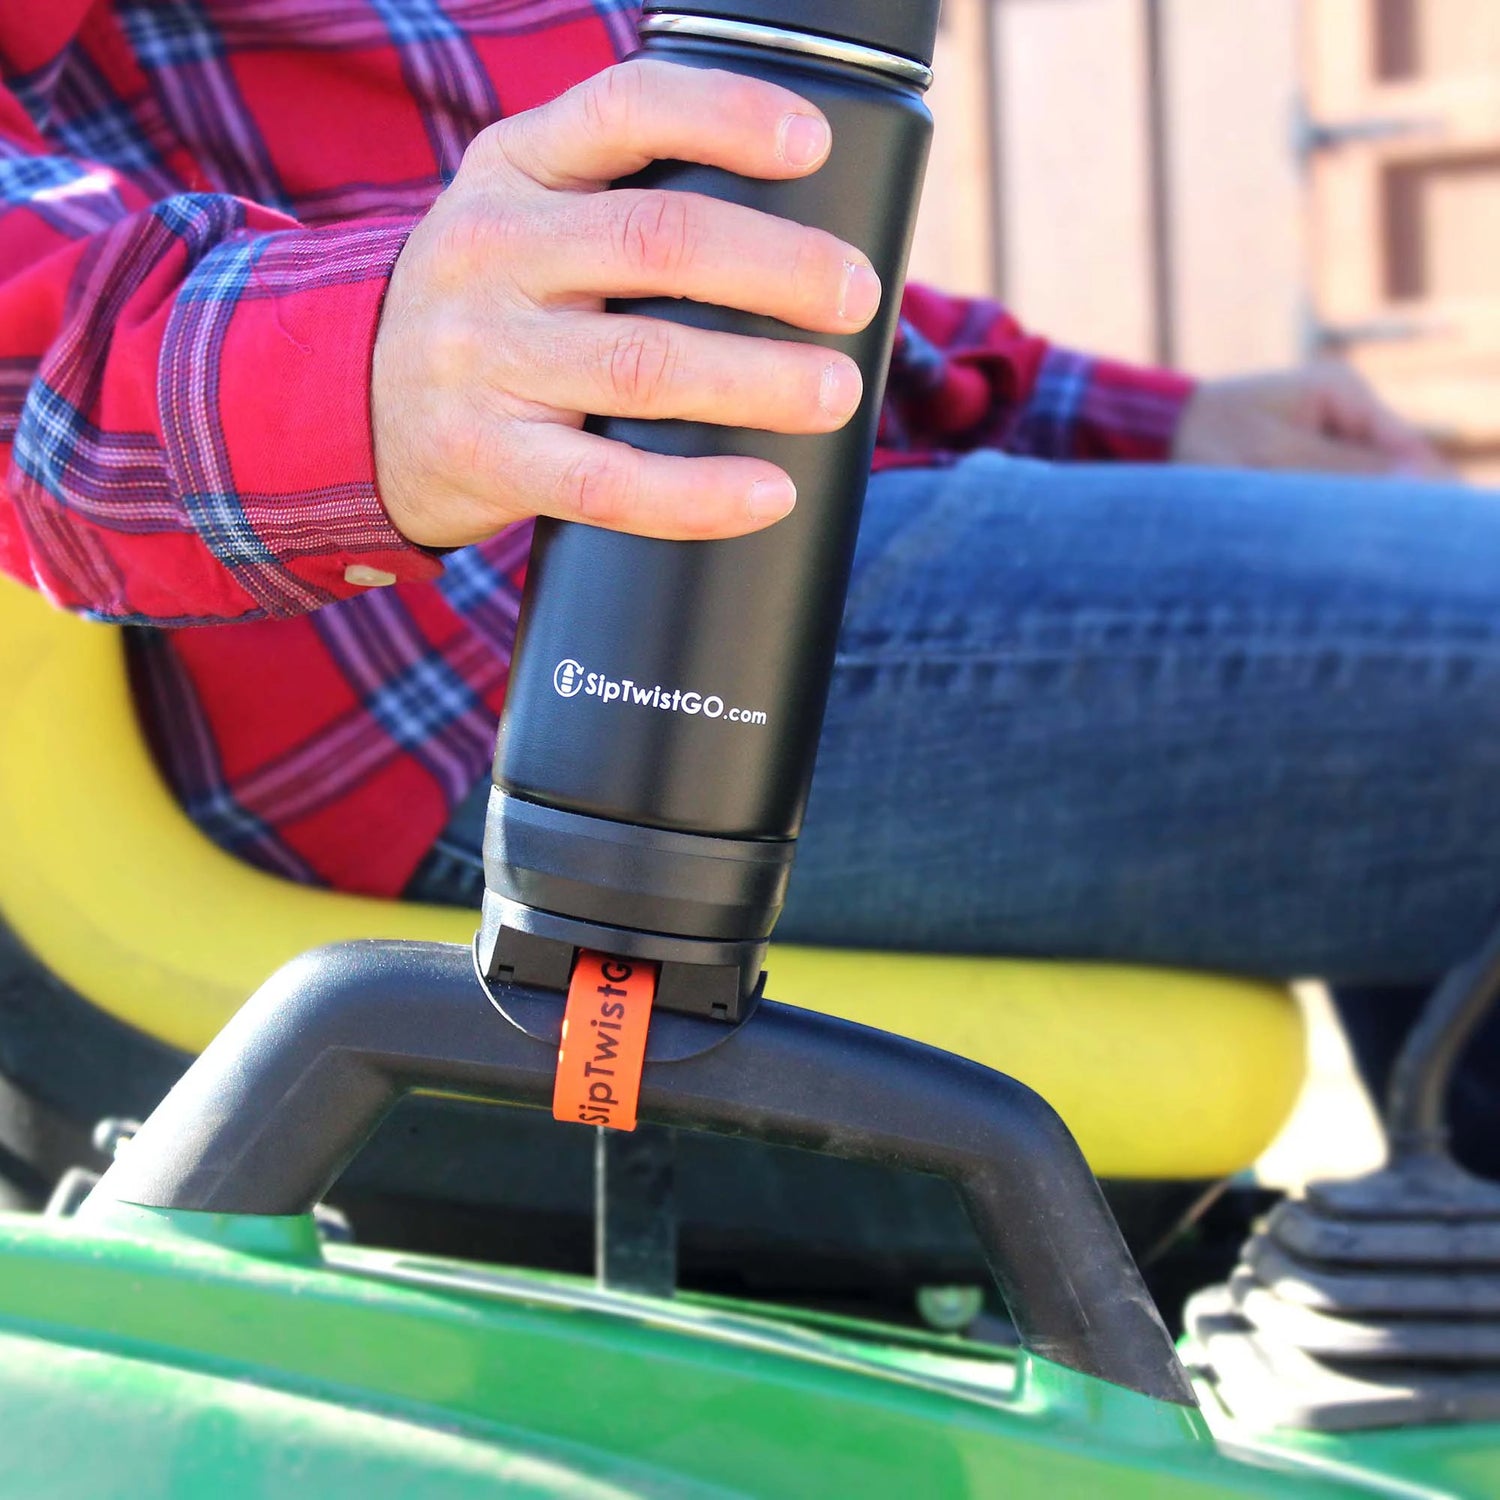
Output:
[{"xmin": 553, "ymin": 951, "xmax": 659, "ymax": 1132}]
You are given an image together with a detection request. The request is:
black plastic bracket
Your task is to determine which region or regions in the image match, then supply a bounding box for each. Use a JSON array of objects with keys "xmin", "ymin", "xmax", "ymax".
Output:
[
  {"xmin": 484, "ymin": 922, "xmax": 757, "ymax": 1023},
  {"xmin": 85, "ymin": 939, "xmax": 1195, "ymax": 1408}
]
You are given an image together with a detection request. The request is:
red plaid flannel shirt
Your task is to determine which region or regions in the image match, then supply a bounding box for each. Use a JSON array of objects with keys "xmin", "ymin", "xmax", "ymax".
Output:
[{"xmin": 0, "ymin": 2, "xmax": 1195, "ymax": 897}]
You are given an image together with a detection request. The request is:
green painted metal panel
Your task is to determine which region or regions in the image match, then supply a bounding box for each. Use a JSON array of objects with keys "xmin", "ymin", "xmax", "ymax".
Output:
[
  {"xmin": 0, "ymin": 1208, "xmax": 1484, "ymax": 1498},
  {"xmin": 0, "ymin": 1331, "xmax": 697, "ymax": 1500},
  {"xmin": 1236, "ymin": 1422, "xmax": 1500, "ymax": 1500}
]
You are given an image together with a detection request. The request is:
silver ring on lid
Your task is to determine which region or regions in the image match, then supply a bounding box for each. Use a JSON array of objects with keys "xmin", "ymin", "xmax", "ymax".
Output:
[{"xmin": 637, "ymin": 12, "xmax": 936, "ymax": 91}]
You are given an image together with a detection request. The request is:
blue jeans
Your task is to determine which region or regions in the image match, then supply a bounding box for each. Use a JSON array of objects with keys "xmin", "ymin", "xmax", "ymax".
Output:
[{"xmin": 407, "ymin": 452, "xmax": 1500, "ymax": 987}]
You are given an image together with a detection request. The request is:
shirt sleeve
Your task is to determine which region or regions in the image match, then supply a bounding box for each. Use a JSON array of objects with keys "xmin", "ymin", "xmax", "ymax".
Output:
[
  {"xmin": 0, "ymin": 92, "xmax": 441, "ymax": 625},
  {"xmin": 879, "ymin": 281, "xmax": 1197, "ymax": 466}
]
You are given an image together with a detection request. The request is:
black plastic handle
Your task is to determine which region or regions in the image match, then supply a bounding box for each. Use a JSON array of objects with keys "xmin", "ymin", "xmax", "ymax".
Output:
[{"xmin": 87, "ymin": 941, "xmax": 1194, "ymax": 1407}]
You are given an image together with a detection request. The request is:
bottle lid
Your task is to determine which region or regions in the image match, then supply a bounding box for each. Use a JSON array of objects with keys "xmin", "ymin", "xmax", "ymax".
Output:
[{"xmin": 640, "ymin": 2, "xmax": 942, "ymax": 70}]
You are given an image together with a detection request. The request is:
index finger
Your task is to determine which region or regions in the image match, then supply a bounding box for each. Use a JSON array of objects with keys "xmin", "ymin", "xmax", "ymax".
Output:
[{"xmin": 480, "ymin": 59, "xmax": 831, "ymax": 191}]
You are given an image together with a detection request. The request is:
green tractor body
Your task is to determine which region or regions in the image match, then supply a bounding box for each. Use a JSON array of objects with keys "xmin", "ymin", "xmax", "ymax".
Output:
[{"xmin": 0, "ymin": 1205, "xmax": 1488, "ymax": 1500}]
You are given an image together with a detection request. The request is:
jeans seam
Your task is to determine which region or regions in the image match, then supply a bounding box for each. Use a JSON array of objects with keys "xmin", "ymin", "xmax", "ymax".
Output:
[{"xmin": 834, "ymin": 644, "xmax": 1500, "ymax": 665}]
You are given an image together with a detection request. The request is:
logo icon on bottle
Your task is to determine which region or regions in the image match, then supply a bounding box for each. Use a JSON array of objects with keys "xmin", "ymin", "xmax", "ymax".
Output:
[{"xmin": 553, "ymin": 659, "xmax": 585, "ymax": 698}]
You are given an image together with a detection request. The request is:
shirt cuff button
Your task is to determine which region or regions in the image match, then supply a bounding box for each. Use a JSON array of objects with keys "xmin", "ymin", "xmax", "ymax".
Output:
[{"xmin": 344, "ymin": 565, "xmax": 399, "ymax": 588}]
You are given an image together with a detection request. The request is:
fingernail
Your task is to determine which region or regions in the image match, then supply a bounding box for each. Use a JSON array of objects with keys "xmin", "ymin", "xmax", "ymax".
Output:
[
  {"xmin": 779, "ymin": 112, "xmax": 831, "ymax": 169},
  {"xmin": 839, "ymin": 262, "xmax": 882, "ymax": 325},
  {"xmin": 746, "ymin": 476, "xmax": 798, "ymax": 522},
  {"xmin": 820, "ymin": 359, "xmax": 863, "ymax": 419}
]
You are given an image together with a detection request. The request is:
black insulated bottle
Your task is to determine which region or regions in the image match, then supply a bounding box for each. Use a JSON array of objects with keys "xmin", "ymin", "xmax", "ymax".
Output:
[{"xmin": 480, "ymin": 2, "xmax": 940, "ymax": 1018}]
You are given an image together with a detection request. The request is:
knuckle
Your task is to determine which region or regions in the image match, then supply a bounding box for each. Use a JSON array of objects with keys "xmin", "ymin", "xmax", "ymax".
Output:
[
  {"xmin": 578, "ymin": 80, "xmax": 612, "ymax": 142},
  {"xmin": 788, "ymin": 228, "xmax": 841, "ymax": 311},
  {"xmin": 604, "ymin": 324, "xmax": 679, "ymax": 410},
  {"xmin": 559, "ymin": 450, "xmax": 632, "ymax": 526},
  {"xmin": 617, "ymin": 190, "xmax": 698, "ymax": 279},
  {"xmin": 427, "ymin": 200, "xmax": 511, "ymax": 284},
  {"xmin": 580, "ymin": 63, "xmax": 644, "ymax": 142},
  {"xmin": 478, "ymin": 105, "xmax": 564, "ymax": 190},
  {"xmin": 460, "ymin": 119, "xmax": 511, "ymax": 175}
]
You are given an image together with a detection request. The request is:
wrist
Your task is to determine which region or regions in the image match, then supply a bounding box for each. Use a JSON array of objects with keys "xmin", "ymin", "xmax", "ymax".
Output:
[{"xmin": 1030, "ymin": 347, "xmax": 1196, "ymax": 463}]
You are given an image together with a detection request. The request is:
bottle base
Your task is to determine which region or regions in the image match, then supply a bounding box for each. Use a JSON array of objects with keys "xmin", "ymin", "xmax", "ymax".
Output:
[{"xmin": 478, "ymin": 788, "xmax": 793, "ymax": 1020}]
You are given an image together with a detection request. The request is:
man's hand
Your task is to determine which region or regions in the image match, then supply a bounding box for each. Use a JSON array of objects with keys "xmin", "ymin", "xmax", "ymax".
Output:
[
  {"xmin": 1172, "ymin": 363, "xmax": 1450, "ymax": 478},
  {"xmin": 372, "ymin": 60, "xmax": 882, "ymax": 550}
]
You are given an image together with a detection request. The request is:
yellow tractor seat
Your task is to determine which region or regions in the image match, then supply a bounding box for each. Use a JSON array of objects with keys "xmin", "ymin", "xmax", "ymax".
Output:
[{"xmin": 0, "ymin": 571, "xmax": 1304, "ymax": 1188}]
